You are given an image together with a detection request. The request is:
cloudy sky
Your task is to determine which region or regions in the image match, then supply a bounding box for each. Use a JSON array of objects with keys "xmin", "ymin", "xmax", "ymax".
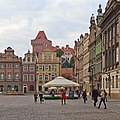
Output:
[{"xmin": 0, "ymin": 0, "xmax": 107, "ymax": 57}]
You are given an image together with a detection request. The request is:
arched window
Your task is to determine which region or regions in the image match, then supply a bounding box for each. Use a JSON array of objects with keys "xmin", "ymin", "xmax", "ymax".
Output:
[{"xmin": 30, "ymin": 85, "xmax": 34, "ymax": 91}]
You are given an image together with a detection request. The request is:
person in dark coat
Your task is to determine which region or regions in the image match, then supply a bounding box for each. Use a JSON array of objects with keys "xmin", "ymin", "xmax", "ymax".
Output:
[
  {"xmin": 82, "ymin": 89, "xmax": 87, "ymax": 103},
  {"xmin": 39, "ymin": 91, "xmax": 43, "ymax": 104},
  {"xmin": 34, "ymin": 92, "xmax": 38, "ymax": 103},
  {"xmin": 92, "ymin": 87, "xmax": 98, "ymax": 107}
]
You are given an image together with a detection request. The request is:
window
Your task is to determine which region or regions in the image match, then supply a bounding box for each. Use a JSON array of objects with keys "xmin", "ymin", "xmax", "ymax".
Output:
[
  {"xmin": 8, "ymin": 72, "xmax": 11, "ymax": 80},
  {"xmin": 15, "ymin": 64, "xmax": 19, "ymax": 68},
  {"xmin": 29, "ymin": 65, "xmax": 34, "ymax": 72},
  {"xmin": 45, "ymin": 65, "xmax": 48, "ymax": 70},
  {"xmin": 52, "ymin": 74, "xmax": 55, "ymax": 80},
  {"xmin": 39, "ymin": 74, "xmax": 42, "ymax": 80},
  {"xmin": 39, "ymin": 65, "xmax": 42, "ymax": 70},
  {"xmin": 112, "ymin": 76, "xmax": 114, "ymax": 88},
  {"xmin": 48, "ymin": 56, "xmax": 51, "ymax": 60},
  {"xmin": 15, "ymin": 73, "xmax": 19, "ymax": 79},
  {"xmin": 45, "ymin": 75, "xmax": 48, "ymax": 81},
  {"xmin": 30, "ymin": 74, "xmax": 34, "ymax": 81},
  {"xmin": 0, "ymin": 73, "xmax": 4, "ymax": 79},
  {"xmin": 0, "ymin": 64, "xmax": 4, "ymax": 69},
  {"xmin": 116, "ymin": 75, "xmax": 118, "ymax": 88},
  {"xmin": 52, "ymin": 65, "xmax": 55, "ymax": 70},
  {"xmin": 8, "ymin": 64, "xmax": 12, "ymax": 69},
  {"xmin": 116, "ymin": 46, "xmax": 119, "ymax": 62},
  {"xmin": 23, "ymin": 74, "xmax": 28, "ymax": 81},
  {"xmin": 23, "ymin": 65, "xmax": 28, "ymax": 72}
]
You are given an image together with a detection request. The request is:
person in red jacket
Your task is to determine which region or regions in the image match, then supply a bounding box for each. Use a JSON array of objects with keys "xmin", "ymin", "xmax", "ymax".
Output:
[{"xmin": 61, "ymin": 89, "xmax": 67, "ymax": 105}]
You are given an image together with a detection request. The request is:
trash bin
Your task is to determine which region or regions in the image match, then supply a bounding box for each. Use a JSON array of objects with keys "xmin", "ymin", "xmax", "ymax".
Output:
[{"xmin": 69, "ymin": 91, "xmax": 74, "ymax": 99}]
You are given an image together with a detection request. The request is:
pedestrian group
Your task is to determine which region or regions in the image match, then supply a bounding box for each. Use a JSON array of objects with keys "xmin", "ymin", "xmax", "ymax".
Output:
[{"xmin": 33, "ymin": 87, "xmax": 108, "ymax": 109}]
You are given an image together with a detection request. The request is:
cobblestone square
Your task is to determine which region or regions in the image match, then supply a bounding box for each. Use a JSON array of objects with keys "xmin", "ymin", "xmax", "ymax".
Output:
[{"xmin": 0, "ymin": 95, "xmax": 120, "ymax": 120}]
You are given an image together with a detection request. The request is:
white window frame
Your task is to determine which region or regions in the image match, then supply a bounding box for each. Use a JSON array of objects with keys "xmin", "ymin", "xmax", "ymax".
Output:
[
  {"xmin": 23, "ymin": 65, "xmax": 28, "ymax": 72},
  {"xmin": 39, "ymin": 65, "xmax": 42, "ymax": 70},
  {"xmin": 45, "ymin": 65, "xmax": 48, "ymax": 70},
  {"xmin": 39, "ymin": 74, "xmax": 42, "ymax": 80},
  {"xmin": 52, "ymin": 65, "xmax": 55, "ymax": 70},
  {"xmin": 30, "ymin": 74, "xmax": 34, "ymax": 81},
  {"xmin": 45, "ymin": 74, "xmax": 48, "ymax": 81},
  {"xmin": 29, "ymin": 65, "xmax": 34, "ymax": 72},
  {"xmin": 23, "ymin": 74, "xmax": 28, "ymax": 81}
]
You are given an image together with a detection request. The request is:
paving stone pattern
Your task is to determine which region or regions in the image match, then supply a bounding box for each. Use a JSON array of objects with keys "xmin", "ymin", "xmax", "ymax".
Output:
[{"xmin": 0, "ymin": 95, "xmax": 120, "ymax": 120}]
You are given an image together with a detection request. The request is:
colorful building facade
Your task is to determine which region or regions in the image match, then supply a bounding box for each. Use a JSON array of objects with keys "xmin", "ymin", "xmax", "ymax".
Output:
[{"xmin": 0, "ymin": 47, "xmax": 22, "ymax": 93}]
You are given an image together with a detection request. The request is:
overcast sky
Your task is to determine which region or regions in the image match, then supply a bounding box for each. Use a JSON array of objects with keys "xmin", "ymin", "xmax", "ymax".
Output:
[{"xmin": 0, "ymin": 0, "xmax": 107, "ymax": 57}]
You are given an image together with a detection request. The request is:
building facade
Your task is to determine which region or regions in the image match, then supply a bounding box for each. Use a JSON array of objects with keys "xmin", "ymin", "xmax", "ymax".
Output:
[
  {"xmin": 36, "ymin": 46, "xmax": 60, "ymax": 92},
  {"xmin": 100, "ymin": 0, "xmax": 120, "ymax": 98},
  {"xmin": 22, "ymin": 50, "xmax": 36, "ymax": 93},
  {"xmin": 0, "ymin": 47, "xmax": 22, "ymax": 93},
  {"xmin": 88, "ymin": 14, "xmax": 97, "ymax": 93},
  {"xmin": 83, "ymin": 33, "xmax": 90, "ymax": 95},
  {"xmin": 74, "ymin": 35, "xmax": 84, "ymax": 92},
  {"xmin": 31, "ymin": 31, "xmax": 60, "ymax": 92}
]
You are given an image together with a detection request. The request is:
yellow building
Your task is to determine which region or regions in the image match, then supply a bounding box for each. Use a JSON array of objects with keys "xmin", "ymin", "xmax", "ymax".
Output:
[{"xmin": 36, "ymin": 46, "xmax": 61, "ymax": 92}]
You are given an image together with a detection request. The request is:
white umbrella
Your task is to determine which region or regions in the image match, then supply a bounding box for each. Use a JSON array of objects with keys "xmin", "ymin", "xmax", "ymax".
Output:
[{"xmin": 43, "ymin": 76, "xmax": 79, "ymax": 87}]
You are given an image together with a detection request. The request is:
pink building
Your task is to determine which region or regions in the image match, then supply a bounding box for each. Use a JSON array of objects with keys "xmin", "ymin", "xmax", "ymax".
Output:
[
  {"xmin": 0, "ymin": 47, "xmax": 22, "ymax": 93},
  {"xmin": 22, "ymin": 50, "xmax": 36, "ymax": 93}
]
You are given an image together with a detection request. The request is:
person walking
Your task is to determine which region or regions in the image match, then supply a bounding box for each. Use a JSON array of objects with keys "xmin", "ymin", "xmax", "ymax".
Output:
[
  {"xmin": 92, "ymin": 87, "xmax": 98, "ymax": 107},
  {"xmin": 39, "ymin": 91, "xmax": 43, "ymax": 104},
  {"xmin": 98, "ymin": 89, "xmax": 107, "ymax": 109},
  {"xmin": 34, "ymin": 92, "xmax": 38, "ymax": 103},
  {"xmin": 61, "ymin": 89, "xmax": 67, "ymax": 105},
  {"xmin": 82, "ymin": 89, "xmax": 87, "ymax": 103}
]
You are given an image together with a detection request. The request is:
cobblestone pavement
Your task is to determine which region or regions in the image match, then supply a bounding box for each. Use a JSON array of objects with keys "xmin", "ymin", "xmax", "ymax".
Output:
[{"xmin": 0, "ymin": 95, "xmax": 120, "ymax": 120}]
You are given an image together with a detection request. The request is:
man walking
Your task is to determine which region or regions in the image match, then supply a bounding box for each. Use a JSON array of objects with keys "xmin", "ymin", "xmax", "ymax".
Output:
[
  {"xmin": 82, "ymin": 89, "xmax": 87, "ymax": 103},
  {"xmin": 92, "ymin": 87, "xmax": 98, "ymax": 107}
]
